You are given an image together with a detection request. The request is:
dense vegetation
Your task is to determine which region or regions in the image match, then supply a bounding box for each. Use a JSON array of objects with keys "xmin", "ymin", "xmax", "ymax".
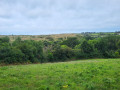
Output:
[
  {"xmin": 0, "ymin": 59, "xmax": 120, "ymax": 89},
  {"xmin": 0, "ymin": 33, "xmax": 120, "ymax": 64}
]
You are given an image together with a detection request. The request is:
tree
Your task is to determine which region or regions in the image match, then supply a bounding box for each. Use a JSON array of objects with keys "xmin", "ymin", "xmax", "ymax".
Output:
[
  {"xmin": 17, "ymin": 42, "xmax": 37, "ymax": 63},
  {"xmin": 80, "ymin": 40, "xmax": 99, "ymax": 58},
  {"xmin": 81, "ymin": 40, "xmax": 94, "ymax": 53},
  {"xmin": 104, "ymin": 35, "xmax": 119, "ymax": 50},
  {"xmin": 0, "ymin": 46, "xmax": 25, "ymax": 64},
  {"xmin": 61, "ymin": 37, "xmax": 79, "ymax": 48},
  {"xmin": 47, "ymin": 52, "xmax": 54, "ymax": 62},
  {"xmin": 16, "ymin": 40, "xmax": 44, "ymax": 63},
  {"xmin": 0, "ymin": 36, "xmax": 10, "ymax": 43},
  {"xmin": 117, "ymin": 40, "xmax": 120, "ymax": 49},
  {"xmin": 95, "ymin": 39, "xmax": 108, "ymax": 57},
  {"xmin": 12, "ymin": 37, "xmax": 22, "ymax": 46},
  {"xmin": 53, "ymin": 45, "xmax": 74, "ymax": 61}
]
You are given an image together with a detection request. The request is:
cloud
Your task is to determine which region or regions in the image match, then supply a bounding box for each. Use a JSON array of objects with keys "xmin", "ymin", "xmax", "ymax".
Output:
[{"xmin": 0, "ymin": 0, "xmax": 120, "ymax": 35}]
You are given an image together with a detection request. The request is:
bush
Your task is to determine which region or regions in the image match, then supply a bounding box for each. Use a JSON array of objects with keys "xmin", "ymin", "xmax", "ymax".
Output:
[
  {"xmin": 53, "ymin": 45, "xmax": 74, "ymax": 61},
  {"xmin": 115, "ymin": 51, "xmax": 120, "ymax": 58},
  {"xmin": 61, "ymin": 37, "xmax": 79, "ymax": 48},
  {"xmin": 47, "ymin": 52, "xmax": 54, "ymax": 62},
  {"xmin": 0, "ymin": 47, "xmax": 25, "ymax": 64},
  {"xmin": 0, "ymin": 36, "xmax": 10, "ymax": 43},
  {"xmin": 74, "ymin": 49, "xmax": 86, "ymax": 59}
]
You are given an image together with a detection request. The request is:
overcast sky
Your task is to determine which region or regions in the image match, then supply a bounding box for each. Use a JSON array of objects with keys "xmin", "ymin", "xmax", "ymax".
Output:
[{"xmin": 0, "ymin": 0, "xmax": 120, "ymax": 35}]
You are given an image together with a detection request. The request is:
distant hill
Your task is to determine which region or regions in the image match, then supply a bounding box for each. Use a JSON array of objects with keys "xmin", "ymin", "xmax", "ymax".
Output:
[
  {"xmin": 0, "ymin": 34, "xmax": 76, "ymax": 42},
  {"xmin": 0, "ymin": 32, "xmax": 117, "ymax": 42}
]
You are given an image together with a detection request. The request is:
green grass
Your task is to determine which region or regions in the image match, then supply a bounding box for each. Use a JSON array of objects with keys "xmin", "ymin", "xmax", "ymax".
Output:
[{"xmin": 0, "ymin": 59, "xmax": 120, "ymax": 90}]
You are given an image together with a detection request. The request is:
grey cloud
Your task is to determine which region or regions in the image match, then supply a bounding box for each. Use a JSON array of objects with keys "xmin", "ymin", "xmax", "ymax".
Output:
[{"xmin": 0, "ymin": 0, "xmax": 120, "ymax": 35}]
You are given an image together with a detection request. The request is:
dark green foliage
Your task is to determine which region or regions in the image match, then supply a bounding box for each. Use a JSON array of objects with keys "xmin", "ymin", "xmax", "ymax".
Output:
[
  {"xmin": 81, "ymin": 40, "xmax": 94, "ymax": 53},
  {"xmin": 103, "ymin": 35, "xmax": 120, "ymax": 50},
  {"xmin": 115, "ymin": 51, "xmax": 120, "ymax": 58},
  {"xmin": 53, "ymin": 45, "xmax": 74, "ymax": 61},
  {"xmin": 105, "ymin": 50, "xmax": 116, "ymax": 58},
  {"xmin": 95, "ymin": 39, "xmax": 108, "ymax": 54},
  {"xmin": 0, "ymin": 36, "xmax": 10, "ymax": 43},
  {"xmin": 12, "ymin": 37, "xmax": 22, "ymax": 46},
  {"xmin": 117, "ymin": 40, "xmax": 120, "ymax": 49},
  {"xmin": 47, "ymin": 52, "xmax": 54, "ymax": 62},
  {"xmin": 0, "ymin": 38, "xmax": 44, "ymax": 64},
  {"xmin": 17, "ymin": 40, "xmax": 44, "ymax": 63},
  {"xmin": 17, "ymin": 42, "xmax": 36, "ymax": 63},
  {"xmin": 0, "ymin": 46, "xmax": 24, "ymax": 64},
  {"xmin": 74, "ymin": 49, "xmax": 86, "ymax": 59},
  {"xmin": 43, "ymin": 40, "xmax": 51, "ymax": 47},
  {"xmin": 94, "ymin": 35, "xmax": 120, "ymax": 58},
  {"xmin": 0, "ymin": 35, "xmax": 120, "ymax": 64},
  {"xmin": 61, "ymin": 37, "xmax": 79, "ymax": 48},
  {"xmin": 84, "ymin": 34, "xmax": 94, "ymax": 40},
  {"xmin": 79, "ymin": 40, "xmax": 99, "ymax": 58}
]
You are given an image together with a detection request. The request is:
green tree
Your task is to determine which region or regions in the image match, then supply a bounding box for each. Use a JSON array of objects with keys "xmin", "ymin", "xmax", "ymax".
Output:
[
  {"xmin": 117, "ymin": 40, "xmax": 120, "ymax": 49},
  {"xmin": 61, "ymin": 37, "xmax": 79, "ymax": 48},
  {"xmin": 17, "ymin": 42, "xmax": 37, "ymax": 63},
  {"xmin": 53, "ymin": 45, "xmax": 74, "ymax": 61},
  {"xmin": 81, "ymin": 40, "xmax": 94, "ymax": 53},
  {"xmin": 80, "ymin": 40, "xmax": 98, "ymax": 58},
  {"xmin": 0, "ymin": 36, "xmax": 10, "ymax": 43},
  {"xmin": 0, "ymin": 46, "xmax": 24, "ymax": 64}
]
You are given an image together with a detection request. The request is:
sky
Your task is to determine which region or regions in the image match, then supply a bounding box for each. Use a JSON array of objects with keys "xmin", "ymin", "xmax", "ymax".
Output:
[{"xmin": 0, "ymin": 0, "xmax": 120, "ymax": 35}]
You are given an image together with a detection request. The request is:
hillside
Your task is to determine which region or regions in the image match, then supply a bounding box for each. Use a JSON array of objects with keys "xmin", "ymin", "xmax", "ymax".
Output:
[
  {"xmin": 0, "ymin": 59, "xmax": 120, "ymax": 89},
  {"xmin": 0, "ymin": 34, "xmax": 76, "ymax": 42},
  {"xmin": 0, "ymin": 32, "xmax": 117, "ymax": 42}
]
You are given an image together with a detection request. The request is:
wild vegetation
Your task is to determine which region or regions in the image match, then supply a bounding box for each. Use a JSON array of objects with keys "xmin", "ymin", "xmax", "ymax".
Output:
[
  {"xmin": 0, "ymin": 59, "xmax": 120, "ymax": 89},
  {"xmin": 0, "ymin": 32, "xmax": 120, "ymax": 89},
  {"xmin": 0, "ymin": 32, "xmax": 120, "ymax": 64}
]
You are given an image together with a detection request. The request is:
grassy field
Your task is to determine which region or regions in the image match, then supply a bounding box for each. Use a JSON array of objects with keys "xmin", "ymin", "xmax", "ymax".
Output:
[
  {"xmin": 0, "ymin": 59, "xmax": 120, "ymax": 90},
  {"xmin": 0, "ymin": 34, "xmax": 76, "ymax": 42},
  {"xmin": 0, "ymin": 32, "xmax": 116, "ymax": 42}
]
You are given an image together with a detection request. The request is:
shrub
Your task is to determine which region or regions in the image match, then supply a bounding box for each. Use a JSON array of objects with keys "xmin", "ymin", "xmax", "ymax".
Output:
[
  {"xmin": 53, "ymin": 45, "xmax": 74, "ymax": 61},
  {"xmin": 0, "ymin": 47, "xmax": 25, "ymax": 64},
  {"xmin": 0, "ymin": 36, "xmax": 10, "ymax": 43},
  {"xmin": 61, "ymin": 37, "xmax": 79, "ymax": 48}
]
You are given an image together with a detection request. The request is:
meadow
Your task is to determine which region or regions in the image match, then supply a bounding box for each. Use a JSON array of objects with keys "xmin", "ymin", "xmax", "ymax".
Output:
[
  {"xmin": 0, "ymin": 34, "xmax": 76, "ymax": 42},
  {"xmin": 0, "ymin": 58, "xmax": 120, "ymax": 90}
]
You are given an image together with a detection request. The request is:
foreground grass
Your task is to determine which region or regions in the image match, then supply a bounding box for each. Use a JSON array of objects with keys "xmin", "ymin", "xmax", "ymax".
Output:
[{"xmin": 0, "ymin": 59, "xmax": 120, "ymax": 90}]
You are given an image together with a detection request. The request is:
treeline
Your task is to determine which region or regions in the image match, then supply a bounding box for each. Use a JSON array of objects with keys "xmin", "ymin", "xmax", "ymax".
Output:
[{"xmin": 0, "ymin": 35, "xmax": 120, "ymax": 64}]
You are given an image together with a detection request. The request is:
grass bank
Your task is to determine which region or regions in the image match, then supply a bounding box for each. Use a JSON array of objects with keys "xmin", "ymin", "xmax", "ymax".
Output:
[{"xmin": 0, "ymin": 58, "xmax": 120, "ymax": 90}]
